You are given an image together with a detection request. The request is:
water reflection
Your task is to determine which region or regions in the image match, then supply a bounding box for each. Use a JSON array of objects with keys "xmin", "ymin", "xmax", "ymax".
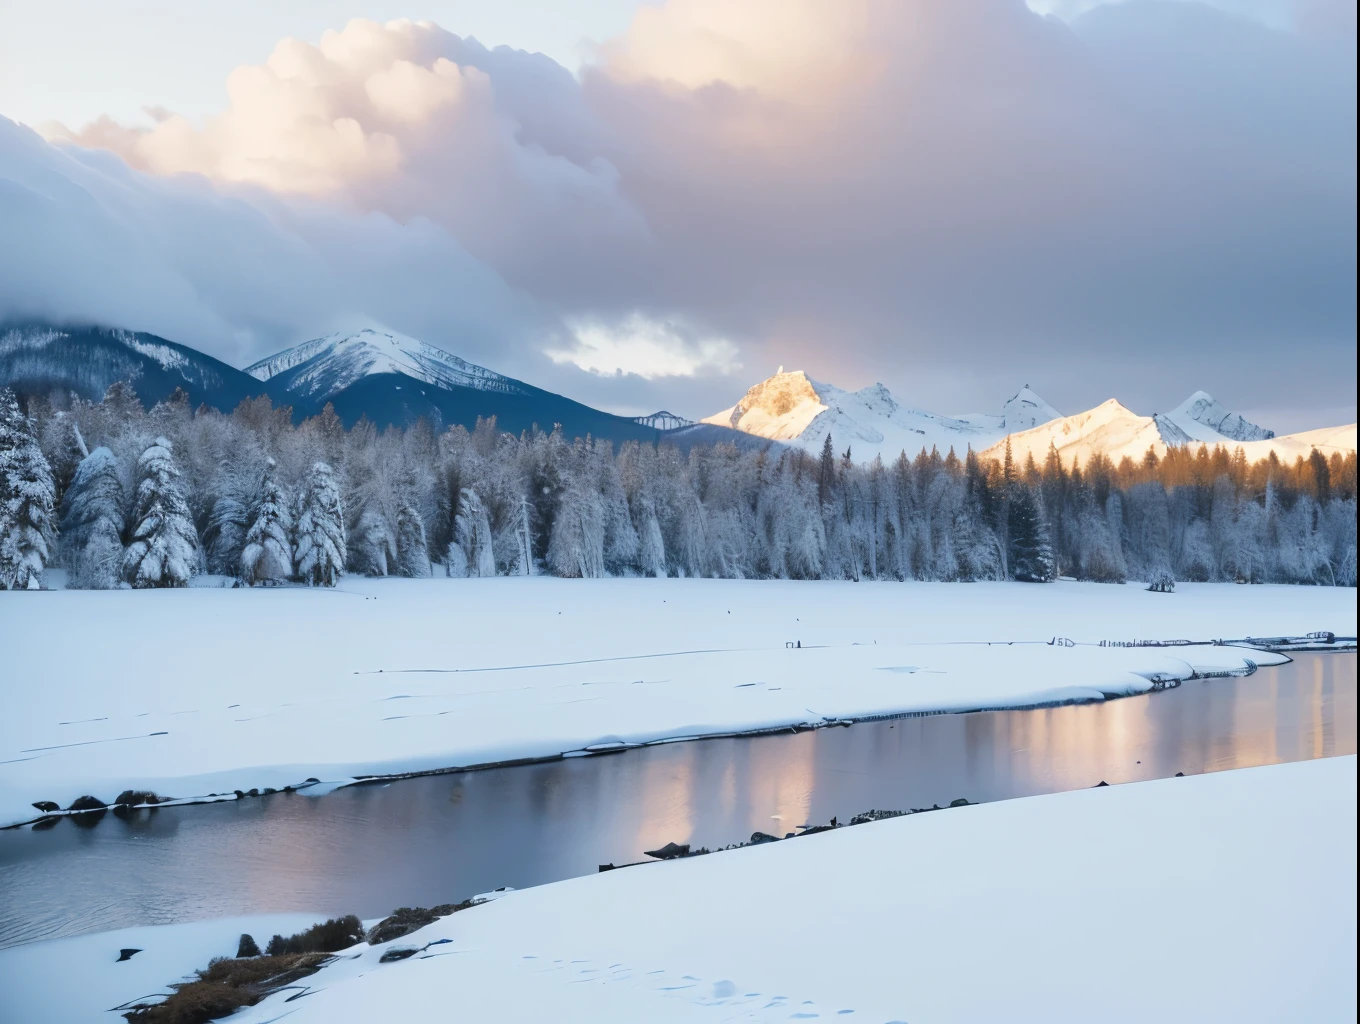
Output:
[{"xmin": 1, "ymin": 654, "xmax": 1353, "ymax": 948}]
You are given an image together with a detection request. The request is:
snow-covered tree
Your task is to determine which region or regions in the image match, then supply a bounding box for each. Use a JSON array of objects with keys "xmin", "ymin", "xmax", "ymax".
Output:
[
  {"xmin": 453, "ymin": 488, "xmax": 495, "ymax": 577},
  {"xmin": 352, "ymin": 507, "xmax": 396, "ymax": 576},
  {"xmin": 548, "ymin": 483, "xmax": 605, "ymax": 578},
  {"xmin": 60, "ymin": 446, "xmax": 125, "ymax": 589},
  {"xmin": 122, "ymin": 436, "xmax": 198, "ymax": 588},
  {"xmin": 638, "ymin": 501, "xmax": 667, "ymax": 578},
  {"xmin": 240, "ymin": 457, "xmax": 293, "ymax": 585},
  {"xmin": 0, "ymin": 388, "xmax": 57, "ymax": 590},
  {"xmin": 294, "ymin": 461, "xmax": 346, "ymax": 587},
  {"xmin": 395, "ymin": 500, "xmax": 431, "ymax": 578}
]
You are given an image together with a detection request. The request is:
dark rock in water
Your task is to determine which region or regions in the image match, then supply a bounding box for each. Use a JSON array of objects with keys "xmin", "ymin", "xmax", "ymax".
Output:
[
  {"xmin": 68, "ymin": 795, "xmax": 107, "ymax": 826},
  {"xmin": 237, "ymin": 934, "xmax": 261, "ymax": 958},
  {"xmin": 643, "ymin": 842, "xmax": 690, "ymax": 860},
  {"xmin": 234, "ymin": 790, "xmax": 246, "ymax": 799},
  {"xmin": 30, "ymin": 801, "xmax": 59, "ymax": 813},
  {"xmin": 1094, "ymin": 781, "xmax": 1110, "ymax": 787},
  {"xmin": 116, "ymin": 948, "xmax": 142, "ymax": 962},
  {"xmin": 247, "ymin": 789, "xmax": 260, "ymax": 798},
  {"xmin": 749, "ymin": 832, "xmax": 781, "ymax": 844},
  {"xmin": 112, "ymin": 790, "xmax": 163, "ymax": 817},
  {"xmin": 949, "ymin": 798, "xmax": 972, "ymax": 808},
  {"xmin": 304, "ymin": 777, "xmax": 320, "ymax": 784},
  {"xmin": 262, "ymin": 788, "xmax": 277, "ymax": 795},
  {"xmin": 113, "ymin": 790, "xmax": 160, "ymax": 807},
  {"xmin": 379, "ymin": 947, "xmax": 420, "ymax": 963},
  {"xmin": 1175, "ymin": 772, "xmax": 1185, "ymax": 777},
  {"xmin": 599, "ymin": 863, "xmax": 616, "ymax": 872},
  {"xmin": 31, "ymin": 816, "xmax": 59, "ymax": 831}
]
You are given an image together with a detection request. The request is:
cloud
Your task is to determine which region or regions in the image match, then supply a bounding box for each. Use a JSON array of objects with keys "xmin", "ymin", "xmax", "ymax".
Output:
[
  {"xmin": 0, "ymin": 114, "xmax": 541, "ymax": 373},
  {"xmin": 10, "ymin": 3, "xmax": 1358, "ymax": 423},
  {"xmin": 549, "ymin": 314, "xmax": 741, "ymax": 379}
]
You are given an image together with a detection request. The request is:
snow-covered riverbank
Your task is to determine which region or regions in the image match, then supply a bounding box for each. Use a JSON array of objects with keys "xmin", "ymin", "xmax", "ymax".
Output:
[
  {"xmin": 1, "ymin": 578, "xmax": 1351, "ymax": 828},
  {"xmin": 4, "ymin": 755, "xmax": 1353, "ymax": 1023}
]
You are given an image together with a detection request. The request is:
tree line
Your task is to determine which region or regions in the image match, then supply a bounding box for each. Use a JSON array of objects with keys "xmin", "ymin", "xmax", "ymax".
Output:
[{"xmin": 0, "ymin": 383, "xmax": 1354, "ymax": 590}]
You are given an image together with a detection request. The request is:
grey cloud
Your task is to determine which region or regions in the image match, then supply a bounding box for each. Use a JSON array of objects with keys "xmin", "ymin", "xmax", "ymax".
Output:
[{"xmin": 5, "ymin": 2, "xmax": 1356, "ymax": 426}]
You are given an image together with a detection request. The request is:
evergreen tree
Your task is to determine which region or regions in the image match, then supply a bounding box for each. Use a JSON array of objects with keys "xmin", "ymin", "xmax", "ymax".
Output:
[
  {"xmin": 1007, "ymin": 483, "xmax": 1055, "ymax": 583},
  {"xmin": 0, "ymin": 388, "xmax": 57, "ymax": 590},
  {"xmin": 395, "ymin": 500, "xmax": 431, "ymax": 578},
  {"xmin": 240, "ymin": 458, "xmax": 293, "ymax": 585},
  {"xmin": 294, "ymin": 461, "xmax": 346, "ymax": 586},
  {"xmin": 818, "ymin": 433, "xmax": 836, "ymax": 505},
  {"xmin": 60, "ymin": 446, "xmax": 125, "ymax": 589},
  {"xmin": 122, "ymin": 437, "xmax": 198, "ymax": 588}
]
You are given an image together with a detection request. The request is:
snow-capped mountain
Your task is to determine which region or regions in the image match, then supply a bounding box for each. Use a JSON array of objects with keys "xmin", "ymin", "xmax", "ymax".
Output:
[
  {"xmin": 1157, "ymin": 390, "xmax": 1274, "ymax": 443},
  {"xmin": 700, "ymin": 370, "xmax": 1063, "ymax": 462},
  {"xmin": 0, "ymin": 322, "xmax": 723, "ymax": 447},
  {"xmin": 980, "ymin": 399, "xmax": 1167, "ymax": 467},
  {"xmin": 0, "ymin": 323, "xmax": 280, "ymax": 413},
  {"xmin": 245, "ymin": 328, "xmax": 528, "ymax": 401},
  {"xmin": 982, "ymin": 394, "xmax": 1353, "ymax": 467},
  {"xmin": 1002, "ymin": 386, "xmax": 1063, "ymax": 433}
]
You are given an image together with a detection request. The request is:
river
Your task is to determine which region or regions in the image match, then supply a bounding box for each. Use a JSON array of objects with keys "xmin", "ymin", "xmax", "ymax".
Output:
[{"xmin": 1, "ymin": 652, "xmax": 1353, "ymax": 948}]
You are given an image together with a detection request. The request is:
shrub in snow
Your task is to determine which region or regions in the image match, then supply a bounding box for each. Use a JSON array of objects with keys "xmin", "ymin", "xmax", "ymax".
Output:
[
  {"xmin": 0, "ymin": 387, "xmax": 57, "ymax": 590},
  {"xmin": 454, "ymin": 488, "xmax": 496, "ymax": 577},
  {"xmin": 395, "ymin": 501, "xmax": 431, "ymax": 578},
  {"xmin": 294, "ymin": 461, "xmax": 346, "ymax": 587},
  {"xmin": 240, "ymin": 458, "xmax": 293, "ymax": 585},
  {"xmin": 60, "ymin": 446, "xmax": 125, "ymax": 589},
  {"xmin": 1147, "ymin": 570, "xmax": 1176, "ymax": 593},
  {"xmin": 121, "ymin": 437, "xmax": 199, "ymax": 588}
]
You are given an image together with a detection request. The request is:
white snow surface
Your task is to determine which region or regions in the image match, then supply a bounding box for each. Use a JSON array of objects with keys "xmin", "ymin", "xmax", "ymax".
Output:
[
  {"xmin": 700, "ymin": 370, "xmax": 1061, "ymax": 462},
  {"xmin": 984, "ymin": 397, "xmax": 1356, "ymax": 468},
  {"xmin": 0, "ymin": 914, "xmax": 327, "ymax": 1022},
  {"xmin": 244, "ymin": 327, "xmax": 527, "ymax": 399},
  {"xmin": 37, "ymin": 756, "xmax": 1340, "ymax": 1024},
  {"xmin": 2, "ymin": 577, "xmax": 1350, "ymax": 829}
]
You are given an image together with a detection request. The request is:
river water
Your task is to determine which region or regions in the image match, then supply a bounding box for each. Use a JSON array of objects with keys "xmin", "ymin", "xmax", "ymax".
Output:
[{"xmin": 1, "ymin": 653, "xmax": 1354, "ymax": 949}]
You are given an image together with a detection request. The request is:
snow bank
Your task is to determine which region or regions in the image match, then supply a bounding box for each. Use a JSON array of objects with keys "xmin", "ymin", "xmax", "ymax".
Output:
[
  {"xmin": 92, "ymin": 756, "xmax": 1356, "ymax": 1024},
  {"xmin": 2, "ymin": 578, "xmax": 1350, "ymax": 827},
  {"xmin": 0, "ymin": 913, "xmax": 326, "ymax": 1023}
]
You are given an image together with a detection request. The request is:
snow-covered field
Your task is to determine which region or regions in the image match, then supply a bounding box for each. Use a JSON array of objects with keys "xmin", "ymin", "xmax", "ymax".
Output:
[
  {"xmin": 4, "ymin": 756, "xmax": 1352, "ymax": 1023},
  {"xmin": 1, "ymin": 578, "xmax": 1351, "ymax": 828},
  {"xmin": 0, "ymin": 913, "xmax": 327, "ymax": 1023},
  {"xmin": 0, "ymin": 578, "xmax": 1346, "ymax": 826}
]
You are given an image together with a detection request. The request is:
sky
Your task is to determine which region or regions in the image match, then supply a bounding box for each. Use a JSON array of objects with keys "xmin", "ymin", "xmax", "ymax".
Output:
[{"xmin": 0, "ymin": 0, "xmax": 1355, "ymax": 432}]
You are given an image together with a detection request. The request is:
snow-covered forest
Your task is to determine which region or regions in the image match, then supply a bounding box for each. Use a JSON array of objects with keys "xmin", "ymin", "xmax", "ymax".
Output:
[{"xmin": 1, "ymin": 384, "xmax": 1355, "ymax": 590}]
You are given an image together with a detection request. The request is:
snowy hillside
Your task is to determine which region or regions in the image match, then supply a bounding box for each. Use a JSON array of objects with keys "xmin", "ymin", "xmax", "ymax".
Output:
[
  {"xmin": 984, "ymin": 394, "xmax": 1355, "ymax": 468},
  {"xmin": 700, "ymin": 370, "xmax": 1062, "ymax": 462},
  {"xmin": 246, "ymin": 328, "xmax": 529, "ymax": 401}
]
